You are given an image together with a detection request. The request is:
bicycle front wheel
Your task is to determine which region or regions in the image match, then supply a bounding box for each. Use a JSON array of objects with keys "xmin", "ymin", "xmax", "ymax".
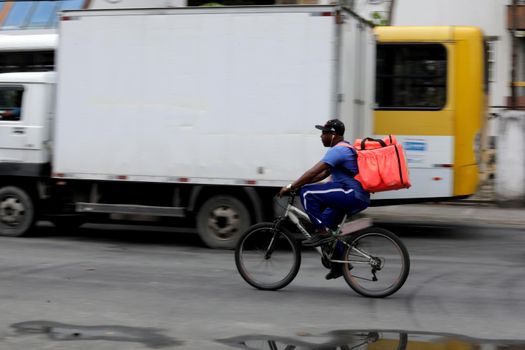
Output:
[
  {"xmin": 235, "ymin": 222, "xmax": 301, "ymax": 291},
  {"xmin": 342, "ymin": 227, "xmax": 410, "ymax": 298}
]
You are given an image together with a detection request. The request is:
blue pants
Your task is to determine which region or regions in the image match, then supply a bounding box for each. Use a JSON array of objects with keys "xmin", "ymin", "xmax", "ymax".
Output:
[{"xmin": 299, "ymin": 182, "xmax": 369, "ymax": 230}]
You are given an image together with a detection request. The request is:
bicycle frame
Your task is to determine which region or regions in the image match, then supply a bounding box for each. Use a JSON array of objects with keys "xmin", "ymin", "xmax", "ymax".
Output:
[{"xmin": 279, "ymin": 194, "xmax": 376, "ymax": 264}]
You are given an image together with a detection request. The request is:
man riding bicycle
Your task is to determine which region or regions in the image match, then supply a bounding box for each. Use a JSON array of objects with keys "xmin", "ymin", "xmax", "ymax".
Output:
[{"xmin": 279, "ymin": 119, "xmax": 370, "ymax": 279}]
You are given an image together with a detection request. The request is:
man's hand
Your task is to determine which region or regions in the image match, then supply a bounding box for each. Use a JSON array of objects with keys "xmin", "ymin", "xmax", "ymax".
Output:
[{"xmin": 278, "ymin": 184, "xmax": 292, "ymax": 198}]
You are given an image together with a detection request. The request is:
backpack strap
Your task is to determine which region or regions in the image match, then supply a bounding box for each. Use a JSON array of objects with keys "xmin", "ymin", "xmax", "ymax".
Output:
[
  {"xmin": 334, "ymin": 142, "xmax": 358, "ymax": 177},
  {"xmin": 336, "ymin": 142, "xmax": 358, "ymax": 155},
  {"xmin": 335, "ymin": 141, "xmax": 355, "ymax": 150}
]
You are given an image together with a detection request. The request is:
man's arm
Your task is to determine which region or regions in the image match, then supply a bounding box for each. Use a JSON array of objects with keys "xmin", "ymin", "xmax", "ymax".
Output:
[
  {"xmin": 310, "ymin": 167, "xmax": 331, "ymax": 183},
  {"xmin": 279, "ymin": 161, "xmax": 331, "ymax": 196}
]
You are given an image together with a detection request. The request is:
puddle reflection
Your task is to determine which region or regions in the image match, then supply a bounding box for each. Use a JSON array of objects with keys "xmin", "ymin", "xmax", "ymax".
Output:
[
  {"xmin": 11, "ymin": 320, "xmax": 181, "ymax": 348},
  {"xmin": 218, "ymin": 330, "xmax": 523, "ymax": 350}
]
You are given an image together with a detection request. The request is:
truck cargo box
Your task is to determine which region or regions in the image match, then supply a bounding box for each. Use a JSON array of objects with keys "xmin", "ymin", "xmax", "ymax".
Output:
[{"xmin": 54, "ymin": 6, "xmax": 345, "ymax": 186}]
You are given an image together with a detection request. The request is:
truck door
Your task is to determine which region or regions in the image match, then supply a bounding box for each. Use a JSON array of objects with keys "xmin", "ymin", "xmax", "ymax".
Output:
[
  {"xmin": 0, "ymin": 86, "xmax": 27, "ymax": 156},
  {"xmin": 0, "ymin": 85, "xmax": 44, "ymax": 164}
]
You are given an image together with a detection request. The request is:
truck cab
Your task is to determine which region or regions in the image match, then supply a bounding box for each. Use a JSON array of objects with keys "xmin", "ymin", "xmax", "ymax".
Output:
[
  {"xmin": 0, "ymin": 72, "xmax": 55, "ymax": 237},
  {"xmin": 0, "ymin": 72, "xmax": 55, "ymax": 173}
]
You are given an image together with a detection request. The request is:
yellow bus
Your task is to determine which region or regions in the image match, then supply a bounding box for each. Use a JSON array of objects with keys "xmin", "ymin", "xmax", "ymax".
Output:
[{"xmin": 371, "ymin": 26, "xmax": 486, "ymax": 202}]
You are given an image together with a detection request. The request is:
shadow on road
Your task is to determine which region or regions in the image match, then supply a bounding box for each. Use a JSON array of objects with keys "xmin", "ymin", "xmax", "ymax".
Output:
[
  {"xmin": 30, "ymin": 221, "xmax": 206, "ymax": 248},
  {"xmin": 369, "ymin": 222, "xmax": 488, "ymax": 241},
  {"xmin": 26, "ymin": 220, "xmax": 505, "ymax": 249}
]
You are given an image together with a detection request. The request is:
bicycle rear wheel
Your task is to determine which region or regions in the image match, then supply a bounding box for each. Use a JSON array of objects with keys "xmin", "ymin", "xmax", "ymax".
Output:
[
  {"xmin": 235, "ymin": 222, "xmax": 301, "ymax": 291},
  {"xmin": 342, "ymin": 227, "xmax": 409, "ymax": 298}
]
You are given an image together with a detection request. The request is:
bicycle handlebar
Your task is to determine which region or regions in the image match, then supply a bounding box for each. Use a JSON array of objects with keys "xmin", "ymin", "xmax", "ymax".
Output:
[{"xmin": 288, "ymin": 190, "xmax": 297, "ymax": 204}]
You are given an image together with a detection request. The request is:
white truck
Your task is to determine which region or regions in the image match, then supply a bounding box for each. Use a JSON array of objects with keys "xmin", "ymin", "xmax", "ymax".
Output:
[{"xmin": 0, "ymin": 5, "xmax": 375, "ymax": 248}]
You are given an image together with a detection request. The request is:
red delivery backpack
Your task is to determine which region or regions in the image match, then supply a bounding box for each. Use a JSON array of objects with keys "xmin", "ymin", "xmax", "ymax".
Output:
[{"xmin": 336, "ymin": 135, "xmax": 411, "ymax": 193}]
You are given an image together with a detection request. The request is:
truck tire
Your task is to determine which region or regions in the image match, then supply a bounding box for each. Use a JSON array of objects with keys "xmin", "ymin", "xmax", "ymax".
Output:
[
  {"xmin": 196, "ymin": 195, "xmax": 250, "ymax": 249},
  {"xmin": 0, "ymin": 186, "xmax": 36, "ymax": 237}
]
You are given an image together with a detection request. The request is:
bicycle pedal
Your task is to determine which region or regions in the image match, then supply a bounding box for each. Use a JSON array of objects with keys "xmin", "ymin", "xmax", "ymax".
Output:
[{"xmin": 340, "ymin": 218, "xmax": 372, "ymax": 236}]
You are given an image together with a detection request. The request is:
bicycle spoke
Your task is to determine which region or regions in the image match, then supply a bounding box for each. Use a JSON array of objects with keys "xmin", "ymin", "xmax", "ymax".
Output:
[
  {"xmin": 348, "ymin": 245, "xmax": 373, "ymax": 260},
  {"xmin": 235, "ymin": 223, "xmax": 301, "ymax": 291},
  {"xmin": 342, "ymin": 228, "xmax": 409, "ymax": 298}
]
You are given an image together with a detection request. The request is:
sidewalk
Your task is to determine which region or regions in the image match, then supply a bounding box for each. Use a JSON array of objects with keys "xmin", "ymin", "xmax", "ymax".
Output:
[{"xmin": 365, "ymin": 201, "xmax": 525, "ymax": 229}]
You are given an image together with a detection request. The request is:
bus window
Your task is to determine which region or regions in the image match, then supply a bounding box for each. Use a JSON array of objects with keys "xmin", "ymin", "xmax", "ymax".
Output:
[
  {"xmin": 0, "ymin": 87, "xmax": 24, "ymax": 121},
  {"xmin": 376, "ymin": 44, "xmax": 447, "ymax": 110}
]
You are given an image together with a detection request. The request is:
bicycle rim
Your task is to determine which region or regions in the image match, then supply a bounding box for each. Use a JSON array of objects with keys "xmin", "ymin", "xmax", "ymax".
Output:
[
  {"xmin": 342, "ymin": 228, "xmax": 409, "ymax": 298},
  {"xmin": 235, "ymin": 223, "xmax": 301, "ymax": 291}
]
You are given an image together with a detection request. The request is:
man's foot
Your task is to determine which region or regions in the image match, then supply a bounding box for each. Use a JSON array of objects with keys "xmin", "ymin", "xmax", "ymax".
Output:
[
  {"xmin": 302, "ymin": 233, "xmax": 334, "ymax": 247},
  {"xmin": 325, "ymin": 266, "xmax": 343, "ymax": 280}
]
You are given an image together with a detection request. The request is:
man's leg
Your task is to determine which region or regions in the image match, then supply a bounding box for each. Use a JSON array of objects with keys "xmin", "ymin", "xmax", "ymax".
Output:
[
  {"xmin": 321, "ymin": 207, "xmax": 346, "ymax": 231},
  {"xmin": 319, "ymin": 190, "xmax": 369, "ymax": 279},
  {"xmin": 299, "ymin": 183, "xmax": 333, "ymax": 229},
  {"xmin": 300, "ymin": 183, "xmax": 352, "ymax": 246}
]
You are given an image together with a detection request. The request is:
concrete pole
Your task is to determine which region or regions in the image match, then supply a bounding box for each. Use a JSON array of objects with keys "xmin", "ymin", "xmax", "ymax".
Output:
[
  {"xmin": 511, "ymin": 0, "xmax": 518, "ymax": 109},
  {"xmin": 388, "ymin": 0, "xmax": 395, "ymax": 25},
  {"xmin": 496, "ymin": 111, "xmax": 525, "ymax": 206}
]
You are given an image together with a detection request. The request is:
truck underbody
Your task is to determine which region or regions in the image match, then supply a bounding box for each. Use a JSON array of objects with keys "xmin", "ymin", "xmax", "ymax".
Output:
[{"xmin": 0, "ymin": 172, "xmax": 277, "ymax": 248}]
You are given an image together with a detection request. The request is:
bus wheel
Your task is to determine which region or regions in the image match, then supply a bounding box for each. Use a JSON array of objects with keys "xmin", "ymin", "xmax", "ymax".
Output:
[
  {"xmin": 196, "ymin": 195, "xmax": 250, "ymax": 249},
  {"xmin": 0, "ymin": 186, "xmax": 35, "ymax": 237}
]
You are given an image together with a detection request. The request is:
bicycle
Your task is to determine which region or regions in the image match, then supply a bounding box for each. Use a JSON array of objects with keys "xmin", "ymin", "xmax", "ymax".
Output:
[{"xmin": 234, "ymin": 191, "xmax": 410, "ymax": 298}]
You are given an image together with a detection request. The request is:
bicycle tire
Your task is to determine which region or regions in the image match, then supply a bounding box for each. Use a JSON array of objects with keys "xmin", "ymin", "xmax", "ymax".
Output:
[
  {"xmin": 341, "ymin": 227, "xmax": 410, "ymax": 298},
  {"xmin": 235, "ymin": 222, "xmax": 301, "ymax": 291}
]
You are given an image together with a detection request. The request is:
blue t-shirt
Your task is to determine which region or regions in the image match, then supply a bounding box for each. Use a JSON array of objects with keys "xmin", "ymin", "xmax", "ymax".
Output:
[{"xmin": 321, "ymin": 141, "xmax": 370, "ymax": 201}]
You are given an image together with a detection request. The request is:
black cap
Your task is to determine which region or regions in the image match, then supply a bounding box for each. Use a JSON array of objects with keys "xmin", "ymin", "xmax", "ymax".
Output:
[{"xmin": 315, "ymin": 119, "xmax": 345, "ymax": 136}]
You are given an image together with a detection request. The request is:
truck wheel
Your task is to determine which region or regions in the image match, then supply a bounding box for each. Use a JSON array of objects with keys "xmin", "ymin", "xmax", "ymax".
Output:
[
  {"xmin": 196, "ymin": 195, "xmax": 250, "ymax": 249},
  {"xmin": 0, "ymin": 186, "xmax": 35, "ymax": 237}
]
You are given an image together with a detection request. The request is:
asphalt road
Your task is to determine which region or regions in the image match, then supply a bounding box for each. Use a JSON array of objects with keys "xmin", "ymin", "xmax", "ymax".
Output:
[{"xmin": 0, "ymin": 222, "xmax": 524, "ymax": 349}]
